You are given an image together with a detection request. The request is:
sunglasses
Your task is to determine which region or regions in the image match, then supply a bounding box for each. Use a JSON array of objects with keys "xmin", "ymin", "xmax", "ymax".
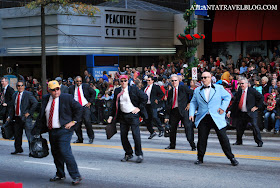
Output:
[
  {"xmin": 17, "ymin": 85, "xmax": 24, "ymax": 87},
  {"xmin": 240, "ymin": 83, "xmax": 245, "ymax": 85},
  {"xmin": 171, "ymin": 80, "xmax": 178, "ymax": 82},
  {"xmin": 120, "ymin": 80, "xmax": 128, "ymax": 83},
  {"xmin": 76, "ymin": 80, "xmax": 82, "ymax": 82},
  {"xmin": 147, "ymin": 80, "xmax": 152, "ymax": 82},
  {"xmin": 201, "ymin": 77, "xmax": 209, "ymax": 79},
  {"xmin": 50, "ymin": 88, "xmax": 60, "ymax": 91}
]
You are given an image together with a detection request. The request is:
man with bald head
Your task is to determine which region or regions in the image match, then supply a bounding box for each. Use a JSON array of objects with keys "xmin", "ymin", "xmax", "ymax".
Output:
[{"xmin": 189, "ymin": 72, "xmax": 239, "ymax": 166}]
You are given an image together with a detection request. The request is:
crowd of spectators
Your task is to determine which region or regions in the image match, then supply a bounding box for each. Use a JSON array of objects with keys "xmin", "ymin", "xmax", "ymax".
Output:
[{"xmin": 1, "ymin": 46, "xmax": 280, "ymax": 134}]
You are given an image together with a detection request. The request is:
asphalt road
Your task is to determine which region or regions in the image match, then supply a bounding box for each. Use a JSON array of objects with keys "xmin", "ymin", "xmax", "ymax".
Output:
[{"xmin": 0, "ymin": 129, "xmax": 279, "ymax": 188}]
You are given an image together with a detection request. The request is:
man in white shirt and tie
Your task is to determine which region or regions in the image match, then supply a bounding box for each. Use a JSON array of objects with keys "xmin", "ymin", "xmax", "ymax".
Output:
[
  {"xmin": 69, "ymin": 76, "xmax": 96, "ymax": 144},
  {"xmin": 227, "ymin": 76, "xmax": 263, "ymax": 147},
  {"xmin": 8, "ymin": 81, "xmax": 38, "ymax": 155},
  {"xmin": 143, "ymin": 76, "xmax": 164, "ymax": 139},
  {"xmin": 32, "ymin": 80, "xmax": 83, "ymax": 185},
  {"xmin": 108, "ymin": 75, "xmax": 148, "ymax": 163},
  {"xmin": 164, "ymin": 74, "xmax": 195, "ymax": 150}
]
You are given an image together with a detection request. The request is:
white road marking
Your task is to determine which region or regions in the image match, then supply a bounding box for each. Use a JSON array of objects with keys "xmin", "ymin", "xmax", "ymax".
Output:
[{"xmin": 24, "ymin": 161, "xmax": 101, "ymax": 170}]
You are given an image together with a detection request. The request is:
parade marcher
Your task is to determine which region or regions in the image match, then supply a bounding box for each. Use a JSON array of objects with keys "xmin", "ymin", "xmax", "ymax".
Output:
[
  {"xmin": 227, "ymin": 76, "xmax": 264, "ymax": 147},
  {"xmin": 8, "ymin": 81, "xmax": 38, "ymax": 155},
  {"xmin": 143, "ymin": 76, "xmax": 165, "ymax": 139},
  {"xmin": 32, "ymin": 80, "xmax": 83, "ymax": 185},
  {"xmin": 69, "ymin": 76, "xmax": 96, "ymax": 144},
  {"xmin": 108, "ymin": 75, "xmax": 148, "ymax": 163},
  {"xmin": 0, "ymin": 77, "xmax": 15, "ymax": 123},
  {"xmin": 164, "ymin": 74, "xmax": 196, "ymax": 151},
  {"xmin": 189, "ymin": 72, "xmax": 238, "ymax": 166},
  {"xmin": 55, "ymin": 77, "xmax": 69, "ymax": 94}
]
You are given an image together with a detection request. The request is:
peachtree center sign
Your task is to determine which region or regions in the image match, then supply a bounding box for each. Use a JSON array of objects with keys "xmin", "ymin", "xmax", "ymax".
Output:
[{"xmin": 105, "ymin": 11, "xmax": 137, "ymax": 39}]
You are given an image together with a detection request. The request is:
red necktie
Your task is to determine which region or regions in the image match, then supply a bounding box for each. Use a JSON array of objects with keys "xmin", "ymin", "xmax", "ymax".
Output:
[
  {"xmin": 114, "ymin": 89, "xmax": 125, "ymax": 120},
  {"xmin": 172, "ymin": 88, "xmax": 177, "ymax": 109},
  {"xmin": 77, "ymin": 87, "xmax": 83, "ymax": 106},
  {"xmin": 16, "ymin": 92, "xmax": 21, "ymax": 116},
  {"xmin": 238, "ymin": 91, "xmax": 245, "ymax": 110},
  {"xmin": 144, "ymin": 85, "xmax": 150, "ymax": 93},
  {"xmin": 48, "ymin": 99, "xmax": 55, "ymax": 130}
]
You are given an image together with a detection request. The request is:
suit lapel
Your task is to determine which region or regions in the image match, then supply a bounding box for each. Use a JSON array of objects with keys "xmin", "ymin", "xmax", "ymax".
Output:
[
  {"xmin": 20, "ymin": 91, "xmax": 26, "ymax": 112},
  {"xmin": 199, "ymin": 89, "xmax": 207, "ymax": 103}
]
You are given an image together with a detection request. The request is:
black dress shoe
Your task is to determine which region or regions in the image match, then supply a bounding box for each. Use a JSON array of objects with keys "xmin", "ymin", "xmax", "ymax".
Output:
[
  {"xmin": 230, "ymin": 158, "xmax": 239, "ymax": 166},
  {"xmin": 148, "ymin": 132, "xmax": 157, "ymax": 139},
  {"xmin": 136, "ymin": 155, "xmax": 143, "ymax": 163},
  {"xmin": 158, "ymin": 131, "xmax": 164, "ymax": 137},
  {"xmin": 165, "ymin": 145, "xmax": 175, "ymax": 149},
  {"xmin": 121, "ymin": 154, "xmax": 133, "ymax": 162},
  {"xmin": 50, "ymin": 175, "xmax": 66, "ymax": 182},
  {"xmin": 191, "ymin": 147, "xmax": 196, "ymax": 151},
  {"xmin": 194, "ymin": 160, "xmax": 203, "ymax": 165},
  {"xmin": 257, "ymin": 142, "xmax": 263, "ymax": 147},
  {"xmin": 11, "ymin": 150, "xmax": 23, "ymax": 155},
  {"xmin": 88, "ymin": 138, "xmax": 94, "ymax": 144},
  {"xmin": 72, "ymin": 177, "xmax": 83, "ymax": 185},
  {"xmin": 73, "ymin": 140, "xmax": 83, "ymax": 143},
  {"xmin": 233, "ymin": 142, "xmax": 242, "ymax": 145}
]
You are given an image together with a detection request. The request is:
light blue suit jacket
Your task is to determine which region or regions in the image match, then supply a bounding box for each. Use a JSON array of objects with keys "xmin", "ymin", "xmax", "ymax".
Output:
[{"xmin": 189, "ymin": 84, "xmax": 231, "ymax": 130}]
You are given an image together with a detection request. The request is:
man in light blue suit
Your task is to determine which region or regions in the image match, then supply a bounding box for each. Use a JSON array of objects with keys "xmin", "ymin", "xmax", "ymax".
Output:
[{"xmin": 189, "ymin": 72, "xmax": 239, "ymax": 166}]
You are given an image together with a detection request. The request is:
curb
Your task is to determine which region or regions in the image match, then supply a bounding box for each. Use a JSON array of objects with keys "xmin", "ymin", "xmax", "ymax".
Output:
[{"xmin": 91, "ymin": 125, "xmax": 280, "ymax": 138}]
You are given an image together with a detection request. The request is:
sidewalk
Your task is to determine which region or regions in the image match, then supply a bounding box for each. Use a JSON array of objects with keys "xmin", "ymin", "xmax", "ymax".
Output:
[{"xmin": 92, "ymin": 124, "xmax": 280, "ymax": 138}]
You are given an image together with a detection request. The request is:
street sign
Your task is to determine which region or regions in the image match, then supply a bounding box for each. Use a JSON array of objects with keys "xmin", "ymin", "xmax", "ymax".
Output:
[{"xmin": 192, "ymin": 67, "xmax": 197, "ymax": 80}]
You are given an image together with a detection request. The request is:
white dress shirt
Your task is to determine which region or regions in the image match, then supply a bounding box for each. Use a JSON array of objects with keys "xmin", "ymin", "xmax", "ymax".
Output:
[
  {"xmin": 120, "ymin": 87, "xmax": 136, "ymax": 113},
  {"xmin": 15, "ymin": 91, "xmax": 23, "ymax": 116},
  {"xmin": 241, "ymin": 88, "xmax": 248, "ymax": 112},
  {"xmin": 173, "ymin": 86, "xmax": 179, "ymax": 108},
  {"xmin": 3, "ymin": 85, "xmax": 8, "ymax": 95},
  {"xmin": 145, "ymin": 84, "xmax": 153, "ymax": 104},
  {"xmin": 74, "ymin": 85, "xmax": 89, "ymax": 106},
  {"xmin": 45, "ymin": 96, "xmax": 61, "ymax": 129},
  {"xmin": 204, "ymin": 84, "xmax": 211, "ymax": 102}
]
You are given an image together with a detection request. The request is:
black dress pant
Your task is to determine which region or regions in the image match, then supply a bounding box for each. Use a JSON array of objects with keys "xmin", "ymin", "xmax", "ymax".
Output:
[
  {"xmin": 49, "ymin": 128, "xmax": 80, "ymax": 179},
  {"xmin": 14, "ymin": 116, "xmax": 33, "ymax": 151},
  {"xmin": 75, "ymin": 106, "xmax": 94, "ymax": 141},
  {"xmin": 197, "ymin": 115, "xmax": 234, "ymax": 161},
  {"xmin": 119, "ymin": 112, "xmax": 143, "ymax": 156},
  {"xmin": 236, "ymin": 112, "xmax": 262, "ymax": 145},
  {"xmin": 145, "ymin": 104, "xmax": 164, "ymax": 134},
  {"xmin": 169, "ymin": 107, "xmax": 195, "ymax": 148}
]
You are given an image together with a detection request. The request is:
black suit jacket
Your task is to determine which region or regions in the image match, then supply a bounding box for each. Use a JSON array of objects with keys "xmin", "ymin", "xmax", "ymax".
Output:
[
  {"xmin": 3, "ymin": 85, "xmax": 15, "ymax": 106},
  {"xmin": 230, "ymin": 87, "xmax": 263, "ymax": 118},
  {"xmin": 32, "ymin": 93, "xmax": 83, "ymax": 134},
  {"xmin": 143, "ymin": 84, "xmax": 164, "ymax": 109},
  {"xmin": 69, "ymin": 84, "xmax": 96, "ymax": 104},
  {"xmin": 8, "ymin": 91, "xmax": 38, "ymax": 120},
  {"xmin": 165, "ymin": 85, "xmax": 193, "ymax": 119},
  {"xmin": 110, "ymin": 86, "xmax": 148, "ymax": 123}
]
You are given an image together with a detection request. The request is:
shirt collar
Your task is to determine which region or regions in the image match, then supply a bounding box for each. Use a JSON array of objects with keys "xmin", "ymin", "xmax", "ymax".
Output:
[{"xmin": 243, "ymin": 87, "xmax": 248, "ymax": 93}]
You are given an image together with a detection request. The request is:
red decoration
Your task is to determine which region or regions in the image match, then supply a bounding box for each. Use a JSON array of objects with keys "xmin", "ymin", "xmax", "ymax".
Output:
[
  {"xmin": 193, "ymin": 34, "xmax": 200, "ymax": 39},
  {"xmin": 186, "ymin": 34, "xmax": 193, "ymax": 40}
]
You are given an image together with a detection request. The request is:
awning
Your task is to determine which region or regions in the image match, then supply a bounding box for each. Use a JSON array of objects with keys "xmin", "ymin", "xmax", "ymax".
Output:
[
  {"xmin": 212, "ymin": 11, "xmax": 239, "ymax": 42},
  {"xmin": 235, "ymin": 11, "xmax": 265, "ymax": 41},
  {"xmin": 262, "ymin": 9, "xmax": 280, "ymax": 40},
  {"xmin": 212, "ymin": 0, "xmax": 280, "ymax": 42}
]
